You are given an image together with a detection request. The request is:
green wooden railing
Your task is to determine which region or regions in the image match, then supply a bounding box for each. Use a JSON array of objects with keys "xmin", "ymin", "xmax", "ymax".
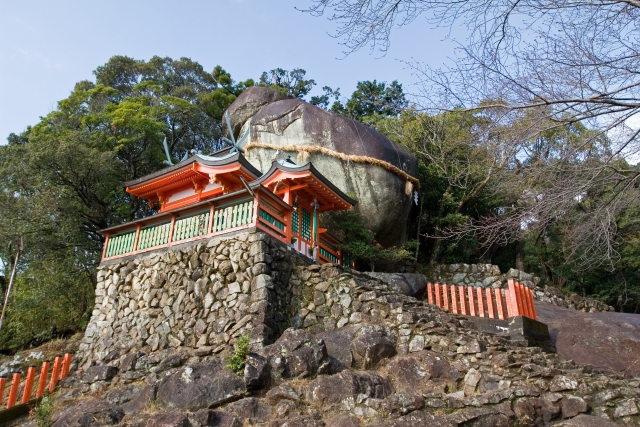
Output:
[
  {"xmin": 138, "ymin": 222, "xmax": 171, "ymax": 250},
  {"xmin": 259, "ymin": 209, "xmax": 285, "ymax": 231},
  {"xmin": 173, "ymin": 211, "xmax": 210, "ymax": 242},
  {"xmin": 103, "ymin": 199, "xmax": 257, "ymax": 260},
  {"xmin": 213, "ymin": 200, "xmax": 254, "ymax": 232},
  {"xmin": 105, "ymin": 231, "xmax": 136, "ymax": 257},
  {"xmin": 320, "ymin": 247, "xmax": 339, "ymax": 264}
]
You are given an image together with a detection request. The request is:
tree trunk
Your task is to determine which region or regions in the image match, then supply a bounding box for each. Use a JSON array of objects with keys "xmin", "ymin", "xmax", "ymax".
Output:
[{"xmin": 515, "ymin": 239, "xmax": 524, "ymax": 271}]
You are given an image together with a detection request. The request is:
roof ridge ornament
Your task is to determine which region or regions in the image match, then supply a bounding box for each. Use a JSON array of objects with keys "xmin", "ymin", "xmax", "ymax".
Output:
[
  {"xmin": 222, "ymin": 111, "xmax": 249, "ymax": 153},
  {"xmin": 162, "ymin": 137, "xmax": 197, "ymax": 166}
]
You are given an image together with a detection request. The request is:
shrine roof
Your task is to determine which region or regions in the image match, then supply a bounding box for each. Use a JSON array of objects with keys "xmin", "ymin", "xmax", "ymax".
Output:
[
  {"xmin": 254, "ymin": 160, "xmax": 357, "ymax": 211},
  {"xmin": 122, "ymin": 152, "xmax": 262, "ymax": 188}
]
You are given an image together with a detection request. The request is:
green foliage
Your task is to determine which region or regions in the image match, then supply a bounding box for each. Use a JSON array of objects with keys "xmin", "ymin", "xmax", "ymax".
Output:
[
  {"xmin": 226, "ymin": 334, "xmax": 250, "ymax": 375},
  {"xmin": 259, "ymin": 68, "xmax": 316, "ymax": 99},
  {"xmin": 324, "ymin": 210, "xmax": 414, "ymax": 271},
  {"xmin": 0, "ymin": 56, "xmax": 254, "ymax": 348},
  {"xmin": 331, "ymin": 80, "xmax": 407, "ymax": 123},
  {"xmin": 310, "ymin": 86, "xmax": 341, "ymax": 110},
  {"xmin": 374, "ymin": 109, "xmax": 507, "ymax": 266},
  {"xmin": 32, "ymin": 396, "xmax": 53, "ymax": 427}
]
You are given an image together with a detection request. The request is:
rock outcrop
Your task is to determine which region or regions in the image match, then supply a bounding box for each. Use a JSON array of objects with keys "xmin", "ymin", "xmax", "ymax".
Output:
[
  {"xmin": 49, "ymin": 296, "xmax": 640, "ymax": 426},
  {"xmin": 224, "ymin": 87, "xmax": 419, "ymax": 247},
  {"xmin": 537, "ymin": 302, "xmax": 640, "ymax": 378},
  {"xmin": 35, "ymin": 233, "xmax": 638, "ymax": 427},
  {"xmin": 43, "ymin": 242, "xmax": 639, "ymax": 426}
]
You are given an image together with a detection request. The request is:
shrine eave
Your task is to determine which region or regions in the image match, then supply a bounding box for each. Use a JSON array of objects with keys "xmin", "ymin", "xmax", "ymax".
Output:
[
  {"xmin": 255, "ymin": 161, "xmax": 357, "ymax": 210},
  {"xmin": 122, "ymin": 152, "xmax": 262, "ymax": 189}
]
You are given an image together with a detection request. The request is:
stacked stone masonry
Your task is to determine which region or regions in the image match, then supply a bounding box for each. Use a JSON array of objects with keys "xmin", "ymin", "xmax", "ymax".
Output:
[
  {"xmin": 69, "ymin": 231, "xmax": 638, "ymax": 426},
  {"xmin": 78, "ymin": 231, "xmax": 307, "ymax": 366}
]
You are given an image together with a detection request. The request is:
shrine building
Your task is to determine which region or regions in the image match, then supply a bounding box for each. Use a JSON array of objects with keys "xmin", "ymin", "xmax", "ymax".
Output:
[{"xmin": 99, "ymin": 150, "xmax": 355, "ymax": 266}]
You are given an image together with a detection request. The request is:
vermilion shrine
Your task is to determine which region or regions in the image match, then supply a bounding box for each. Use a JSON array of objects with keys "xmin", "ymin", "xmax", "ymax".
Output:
[
  {"xmin": 99, "ymin": 148, "xmax": 545, "ymax": 330},
  {"xmin": 100, "ymin": 150, "xmax": 355, "ymax": 265}
]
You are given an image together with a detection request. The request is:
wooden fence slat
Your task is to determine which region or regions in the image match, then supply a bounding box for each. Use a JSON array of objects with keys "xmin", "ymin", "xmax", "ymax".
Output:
[
  {"xmin": 21, "ymin": 366, "xmax": 36, "ymax": 404},
  {"xmin": 494, "ymin": 288, "xmax": 506, "ymax": 320},
  {"xmin": 36, "ymin": 361, "xmax": 50, "ymax": 398},
  {"xmin": 459, "ymin": 285, "xmax": 467, "ymax": 315},
  {"xmin": 427, "ymin": 283, "xmax": 434, "ymax": 305},
  {"xmin": 435, "ymin": 284, "xmax": 442, "ymax": 308},
  {"xmin": 486, "ymin": 288, "xmax": 495, "ymax": 319},
  {"xmin": 468, "ymin": 287, "xmax": 476, "ymax": 316},
  {"xmin": 477, "ymin": 288, "xmax": 485, "ymax": 317},
  {"xmin": 450, "ymin": 285, "xmax": 458, "ymax": 314},
  {"xmin": 7, "ymin": 373, "xmax": 21, "ymax": 408}
]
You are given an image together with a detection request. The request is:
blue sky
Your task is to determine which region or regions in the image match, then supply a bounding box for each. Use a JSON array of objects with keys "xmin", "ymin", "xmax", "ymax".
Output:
[{"xmin": 0, "ymin": 0, "xmax": 459, "ymax": 143}]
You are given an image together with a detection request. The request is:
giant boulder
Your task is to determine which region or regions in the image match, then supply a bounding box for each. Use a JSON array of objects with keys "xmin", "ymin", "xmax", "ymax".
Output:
[{"xmin": 224, "ymin": 87, "xmax": 419, "ymax": 247}]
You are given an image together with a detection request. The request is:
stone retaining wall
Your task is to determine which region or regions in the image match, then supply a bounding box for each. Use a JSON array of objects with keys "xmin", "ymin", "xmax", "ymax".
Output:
[
  {"xmin": 77, "ymin": 231, "xmax": 309, "ymax": 367},
  {"xmin": 429, "ymin": 263, "xmax": 540, "ymax": 289}
]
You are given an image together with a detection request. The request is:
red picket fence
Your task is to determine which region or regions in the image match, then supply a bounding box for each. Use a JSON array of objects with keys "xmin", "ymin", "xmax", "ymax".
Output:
[
  {"xmin": 0, "ymin": 353, "xmax": 72, "ymax": 409},
  {"xmin": 427, "ymin": 279, "xmax": 537, "ymax": 321}
]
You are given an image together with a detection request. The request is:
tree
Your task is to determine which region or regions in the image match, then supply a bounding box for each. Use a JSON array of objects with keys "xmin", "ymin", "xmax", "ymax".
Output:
[
  {"xmin": 332, "ymin": 80, "xmax": 407, "ymax": 122},
  {"xmin": 302, "ymin": 0, "xmax": 640, "ymax": 269},
  {"xmin": 0, "ymin": 56, "xmax": 252, "ymax": 347},
  {"xmin": 310, "ymin": 86, "xmax": 342, "ymax": 110},
  {"xmin": 323, "ymin": 209, "xmax": 413, "ymax": 271},
  {"xmin": 259, "ymin": 68, "xmax": 316, "ymax": 98},
  {"xmin": 374, "ymin": 108, "xmax": 514, "ymax": 266}
]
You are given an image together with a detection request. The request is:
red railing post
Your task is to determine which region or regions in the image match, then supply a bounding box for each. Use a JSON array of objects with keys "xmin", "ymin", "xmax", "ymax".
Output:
[
  {"xmin": 517, "ymin": 283, "xmax": 528, "ymax": 317},
  {"xmin": 523, "ymin": 283, "xmax": 535, "ymax": 319},
  {"xmin": 494, "ymin": 288, "xmax": 506, "ymax": 320},
  {"xmin": 207, "ymin": 203, "xmax": 215, "ymax": 235},
  {"xmin": 0, "ymin": 377, "xmax": 6, "ymax": 407},
  {"xmin": 468, "ymin": 287, "xmax": 476, "ymax": 317},
  {"xmin": 36, "ymin": 361, "xmax": 50, "ymax": 398},
  {"xmin": 528, "ymin": 287, "xmax": 538, "ymax": 320},
  {"xmin": 61, "ymin": 353, "xmax": 73, "ymax": 379},
  {"xmin": 450, "ymin": 285, "xmax": 458, "ymax": 314},
  {"xmin": 435, "ymin": 283, "xmax": 442, "ymax": 308},
  {"xmin": 458, "ymin": 285, "xmax": 467, "ymax": 315},
  {"xmin": 168, "ymin": 214, "xmax": 177, "ymax": 246},
  {"xmin": 21, "ymin": 366, "xmax": 36, "ymax": 404},
  {"xmin": 132, "ymin": 224, "xmax": 141, "ymax": 252},
  {"xmin": 486, "ymin": 288, "xmax": 495, "ymax": 319},
  {"xmin": 442, "ymin": 283, "xmax": 450, "ymax": 311},
  {"xmin": 427, "ymin": 283, "xmax": 434, "ymax": 305},
  {"xmin": 101, "ymin": 234, "xmax": 110, "ymax": 261},
  {"xmin": 49, "ymin": 356, "xmax": 62, "ymax": 393},
  {"xmin": 7, "ymin": 372, "xmax": 21, "ymax": 408},
  {"xmin": 477, "ymin": 288, "xmax": 485, "ymax": 317},
  {"xmin": 506, "ymin": 279, "xmax": 520, "ymax": 318},
  {"xmin": 515, "ymin": 282, "xmax": 526, "ymax": 317}
]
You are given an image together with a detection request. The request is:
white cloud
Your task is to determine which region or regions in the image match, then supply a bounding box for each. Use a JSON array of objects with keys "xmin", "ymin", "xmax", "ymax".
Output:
[{"xmin": 14, "ymin": 47, "xmax": 62, "ymax": 69}]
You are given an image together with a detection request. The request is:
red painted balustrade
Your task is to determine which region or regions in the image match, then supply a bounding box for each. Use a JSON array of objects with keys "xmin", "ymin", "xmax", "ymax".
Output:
[
  {"xmin": 426, "ymin": 279, "xmax": 537, "ymax": 321},
  {"xmin": 0, "ymin": 353, "xmax": 72, "ymax": 409}
]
